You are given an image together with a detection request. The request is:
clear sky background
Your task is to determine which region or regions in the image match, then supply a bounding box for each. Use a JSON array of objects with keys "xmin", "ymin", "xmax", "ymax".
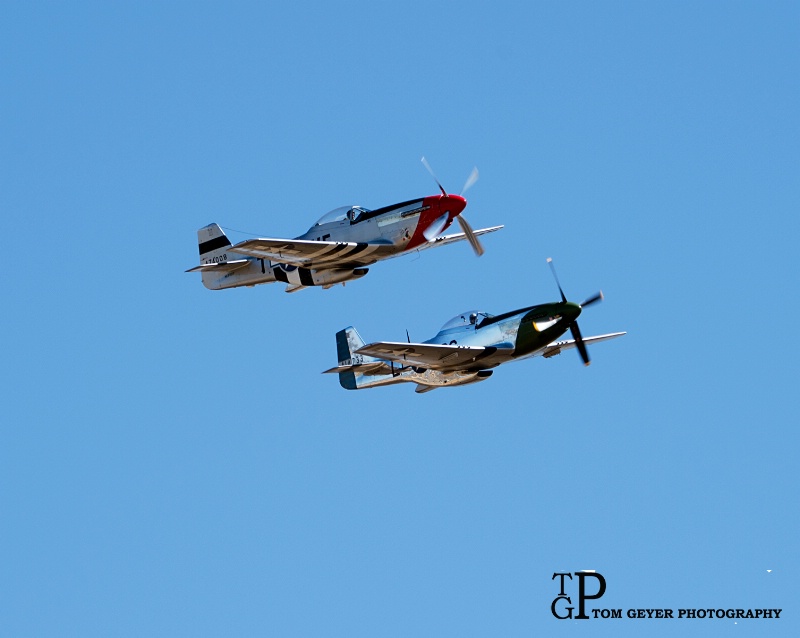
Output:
[{"xmin": 2, "ymin": 2, "xmax": 798, "ymax": 636}]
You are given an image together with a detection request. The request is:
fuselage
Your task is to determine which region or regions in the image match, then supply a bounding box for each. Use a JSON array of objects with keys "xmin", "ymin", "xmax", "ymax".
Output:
[
  {"xmin": 423, "ymin": 302, "xmax": 582, "ymax": 360},
  {"xmin": 296, "ymin": 194, "xmax": 466, "ymax": 249}
]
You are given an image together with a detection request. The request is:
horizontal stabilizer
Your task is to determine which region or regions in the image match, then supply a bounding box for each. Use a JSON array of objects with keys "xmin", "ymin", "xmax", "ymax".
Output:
[
  {"xmin": 186, "ymin": 259, "xmax": 250, "ymax": 273},
  {"xmin": 284, "ymin": 284, "xmax": 308, "ymax": 293},
  {"xmin": 322, "ymin": 361, "xmax": 393, "ymax": 375},
  {"xmin": 415, "ymin": 384, "xmax": 438, "ymax": 394}
]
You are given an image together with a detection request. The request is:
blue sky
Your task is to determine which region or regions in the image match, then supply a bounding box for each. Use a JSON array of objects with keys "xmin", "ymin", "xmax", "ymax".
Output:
[{"xmin": 2, "ymin": 1, "xmax": 798, "ymax": 636}]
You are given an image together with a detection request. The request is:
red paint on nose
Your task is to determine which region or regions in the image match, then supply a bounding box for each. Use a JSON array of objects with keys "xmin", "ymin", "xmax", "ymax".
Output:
[
  {"xmin": 406, "ymin": 194, "xmax": 470, "ymax": 250},
  {"xmin": 446, "ymin": 195, "xmax": 467, "ymax": 217}
]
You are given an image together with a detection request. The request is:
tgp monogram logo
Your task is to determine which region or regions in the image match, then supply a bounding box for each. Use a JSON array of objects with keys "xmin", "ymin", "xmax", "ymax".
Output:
[{"xmin": 551, "ymin": 571, "xmax": 606, "ymax": 620}]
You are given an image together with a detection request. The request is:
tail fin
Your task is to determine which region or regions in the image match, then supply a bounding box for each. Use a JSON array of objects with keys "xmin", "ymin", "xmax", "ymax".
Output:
[
  {"xmin": 197, "ymin": 223, "xmax": 232, "ymax": 263},
  {"xmin": 328, "ymin": 326, "xmax": 400, "ymax": 390},
  {"xmin": 336, "ymin": 326, "xmax": 367, "ymax": 361},
  {"xmin": 335, "ymin": 327, "xmax": 367, "ymax": 390}
]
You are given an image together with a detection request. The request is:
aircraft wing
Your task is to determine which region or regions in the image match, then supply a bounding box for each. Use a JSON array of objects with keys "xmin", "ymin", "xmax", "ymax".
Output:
[
  {"xmin": 541, "ymin": 332, "xmax": 627, "ymax": 358},
  {"xmin": 228, "ymin": 226, "xmax": 503, "ymax": 268},
  {"xmin": 228, "ymin": 237, "xmax": 397, "ymax": 269},
  {"xmin": 355, "ymin": 341, "xmax": 512, "ymax": 371},
  {"xmin": 414, "ymin": 225, "xmax": 504, "ymax": 253}
]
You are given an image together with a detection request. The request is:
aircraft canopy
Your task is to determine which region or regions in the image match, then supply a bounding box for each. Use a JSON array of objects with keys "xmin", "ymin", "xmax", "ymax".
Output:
[
  {"xmin": 314, "ymin": 205, "xmax": 371, "ymax": 226},
  {"xmin": 437, "ymin": 311, "xmax": 493, "ymax": 334}
]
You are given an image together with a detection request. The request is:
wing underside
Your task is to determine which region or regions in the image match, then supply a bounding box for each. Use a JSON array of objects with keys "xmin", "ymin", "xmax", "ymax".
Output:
[
  {"xmin": 229, "ymin": 237, "xmax": 396, "ymax": 269},
  {"xmin": 355, "ymin": 341, "xmax": 512, "ymax": 371}
]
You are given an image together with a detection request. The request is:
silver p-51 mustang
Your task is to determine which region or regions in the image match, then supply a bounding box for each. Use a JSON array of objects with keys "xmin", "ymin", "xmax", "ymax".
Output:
[
  {"xmin": 187, "ymin": 160, "xmax": 501, "ymax": 293},
  {"xmin": 324, "ymin": 260, "xmax": 625, "ymax": 393}
]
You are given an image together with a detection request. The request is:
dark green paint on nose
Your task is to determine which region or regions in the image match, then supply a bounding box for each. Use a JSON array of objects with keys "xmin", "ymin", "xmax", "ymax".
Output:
[{"xmin": 513, "ymin": 302, "xmax": 581, "ymax": 357}]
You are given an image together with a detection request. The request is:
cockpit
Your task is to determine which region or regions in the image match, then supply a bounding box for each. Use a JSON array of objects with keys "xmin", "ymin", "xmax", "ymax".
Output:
[
  {"xmin": 313, "ymin": 205, "xmax": 372, "ymax": 226},
  {"xmin": 436, "ymin": 310, "xmax": 494, "ymax": 335}
]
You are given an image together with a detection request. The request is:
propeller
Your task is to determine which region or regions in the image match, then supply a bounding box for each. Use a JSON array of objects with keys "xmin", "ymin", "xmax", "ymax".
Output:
[
  {"xmin": 456, "ymin": 215, "xmax": 484, "ymax": 256},
  {"xmin": 546, "ymin": 257, "xmax": 604, "ymax": 366},
  {"xmin": 580, "ymin": 291, "xmax": 604, "ymax": 308},
  {"xmin": 423, "ymin": 213, "xmax": 450, "ymax": 241},
  {"xmin": 547, "ymin": 257, "xmax": 568, "ymax": 303},
  {"xmin": 570, "ymin": 321, "xmax": 590, "ymax": 367},
  {"xmin": 420, "ymin": 156, "xmax": 447, "ymax": 196},
  {"xmin": 420, "ymin": 157, "xmax": 484, "ymax": 256},
  {"xmin": 460, "ymin": 166, "xmax": 479, "ymax": 196}
]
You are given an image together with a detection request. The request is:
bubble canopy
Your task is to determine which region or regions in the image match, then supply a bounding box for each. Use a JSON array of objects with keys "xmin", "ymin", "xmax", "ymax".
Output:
[
  {"xmin": 313, "ymin": 205, "xmax": 371, "ymax": 226},
  {"xmin": 436, "ymin": 311, "xmax": 493, "ymax": 334}
]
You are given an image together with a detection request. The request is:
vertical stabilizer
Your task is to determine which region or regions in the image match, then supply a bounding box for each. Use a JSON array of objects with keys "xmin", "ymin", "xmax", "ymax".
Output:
[
  {"xmin": 336, "ymin": 327, "xmax": 366, "ymax": 390},
  {"xmin": 333, "ymin": 327, "xmax": 396, "ymax": 390},
  {"xmin": 196, "ymin": 224, "xmax": 232, "ymax": 289},
  {"xmin": 197, "ymin": 223, "xmax": 232, "ymax": 263}
]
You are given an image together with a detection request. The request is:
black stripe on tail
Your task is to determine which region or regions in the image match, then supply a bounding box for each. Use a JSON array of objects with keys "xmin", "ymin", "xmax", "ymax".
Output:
[{"xmin": 199, "ymin": 235, "xmax": 231, "ymax": 256}]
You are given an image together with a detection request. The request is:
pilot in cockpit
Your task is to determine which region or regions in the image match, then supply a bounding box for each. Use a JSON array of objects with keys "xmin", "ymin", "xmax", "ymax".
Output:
[
  {"xmin": 347, "ymin": 208, "xmax": 357, "ymax": 222},
  {"xmin": 469, "ymin": 313, "xmax": 478, "ymax": 325}
]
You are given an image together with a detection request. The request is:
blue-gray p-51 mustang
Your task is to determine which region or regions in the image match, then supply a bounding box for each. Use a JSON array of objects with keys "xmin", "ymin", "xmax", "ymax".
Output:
[{"xmin": 324, "ymin": 260, "xmax": 625, "ymax": 393}]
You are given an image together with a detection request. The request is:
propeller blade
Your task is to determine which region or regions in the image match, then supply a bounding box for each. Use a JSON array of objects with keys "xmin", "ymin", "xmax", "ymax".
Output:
[
  {"xmin": 570, "ymin": 321, "xmax": 591, "ymax": 366},
  {"xmin": 423, "ymin": 213, "xmax": 449, "ymax": 241},
  {"xmin": 420, "ymin": 156, "xmax": 447, "ymax": 196},
  {"xmin": 460, "ymin": 166, "xmax": 479, "ymax": 196},
  {"xmin": 581, "ymin": 291, "xmax": 604, "ymax": 308},
  {"xmin": 546, "ymin": 258, "xmax": 567, "ymax": 303},
  {"xmin": 457, "ymin": 215, "xmax": 485, "ymax": 256}
]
